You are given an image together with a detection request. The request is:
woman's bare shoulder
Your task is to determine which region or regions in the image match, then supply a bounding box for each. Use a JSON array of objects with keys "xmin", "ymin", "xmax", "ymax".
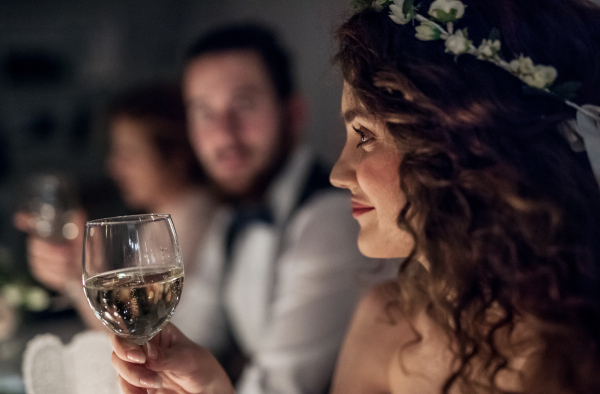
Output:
[
  {"xmin": 338, "ymin": 281, "xmax": 455, "ymax": 394},
  {"xmin": 330, "ymin": 281, "xmax": 415, "ymax": 394},
  {"xmin": 352, "ymin": 280, "xmax": 405, "ymax": 324}
]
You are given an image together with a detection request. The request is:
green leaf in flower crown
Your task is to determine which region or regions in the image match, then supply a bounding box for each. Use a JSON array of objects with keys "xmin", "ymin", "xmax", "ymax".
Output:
[
  {"xmin": 431, "ymin": 9, "xmax": 459, "ymax": 23},
  {"xmin": 403, "ymin": 0, "xmax": 418, "ymax": 20},
  {"xmin": 522, "ymin": 85, "xmax": 576, "ymax": 106},
  {"xmin": 550, "ymin": 81, "xmax": 581, "ymax": 101},
  {"xmin": 488, "ymin": 28, "xmax": 500, "ymax": 42},
  {"xmin": 350, "ymin": 0, "xmax": 374, "ymax": 11},
  {"xmin": 522, "ymin": 85, "xmax": 555, "ymax": 98}
]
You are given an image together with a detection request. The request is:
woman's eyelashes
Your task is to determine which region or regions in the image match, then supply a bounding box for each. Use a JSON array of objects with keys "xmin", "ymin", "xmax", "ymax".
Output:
[{"xmin": 352, "ymin": 125, "xmax": 374, "ymax": 148}]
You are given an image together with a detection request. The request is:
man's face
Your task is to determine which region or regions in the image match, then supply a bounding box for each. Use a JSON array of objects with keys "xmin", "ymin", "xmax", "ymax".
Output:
[{"xmin": 183, "ymin": 50, "xmax": 288, "ymax": 198}]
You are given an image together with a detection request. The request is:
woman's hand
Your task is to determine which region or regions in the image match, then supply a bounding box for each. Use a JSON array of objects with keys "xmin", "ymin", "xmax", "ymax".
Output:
[
  {"xmin": 110, "ymin": 323, "xmax": 235, "ymax": 394},
  {"xmin": 16, "ymin": 209, "xmax": 86, "ymax": 292},
  {"xmin": 26, "ymin": 236, "xmax": 80, "ymax": 292}
]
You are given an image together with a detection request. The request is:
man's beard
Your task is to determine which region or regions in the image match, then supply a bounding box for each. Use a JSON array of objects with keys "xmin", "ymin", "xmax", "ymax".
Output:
[{"xmin": 206, "ymin": 121, "xmax": 295, "ymax": 205}]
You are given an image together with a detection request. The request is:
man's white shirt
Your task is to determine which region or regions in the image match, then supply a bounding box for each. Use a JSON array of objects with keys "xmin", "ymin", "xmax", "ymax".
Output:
[{"xmin": 173, "ymin": 146, "xmax": 399, "ymax": 394}]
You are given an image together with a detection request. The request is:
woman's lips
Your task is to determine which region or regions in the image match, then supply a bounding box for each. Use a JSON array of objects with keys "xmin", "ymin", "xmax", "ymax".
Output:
[{"xmin": 351, "ymin": 201, "xmax": 374, "ymax": 217}]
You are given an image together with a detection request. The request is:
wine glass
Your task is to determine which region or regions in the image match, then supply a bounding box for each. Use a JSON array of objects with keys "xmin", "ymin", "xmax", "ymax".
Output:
[
  {"xmin": 82, "ymin": 214, "xmax": 184, "ymax": 345},
  {"xmin": 14, "ymin": 172, "xmax": 81, "ymax": 242}
]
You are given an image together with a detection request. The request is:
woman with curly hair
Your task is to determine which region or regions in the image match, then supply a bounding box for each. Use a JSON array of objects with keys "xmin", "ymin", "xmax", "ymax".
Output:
[
  {"xmin": 329, "ymin": 0, "xmax": 600, "ymax": 392},
  {"xmin": 109, "ymin": 0, "xmax": 600, "ymax": 393}
]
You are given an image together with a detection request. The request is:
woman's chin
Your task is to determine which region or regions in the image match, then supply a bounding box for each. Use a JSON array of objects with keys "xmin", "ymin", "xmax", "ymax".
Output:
[
  {"xmin": 357, "ymin": 239, "xmax": 399, "ymax": 259},
  {"xmin": 357, "ymin": 231, "xmax": 414, "ymax": 259}
]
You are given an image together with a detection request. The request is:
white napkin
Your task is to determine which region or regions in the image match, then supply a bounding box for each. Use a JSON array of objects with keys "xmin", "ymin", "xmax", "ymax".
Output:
[{"xmin": 22, "ymin": 330, "xmax": 119, "ymax": 394}]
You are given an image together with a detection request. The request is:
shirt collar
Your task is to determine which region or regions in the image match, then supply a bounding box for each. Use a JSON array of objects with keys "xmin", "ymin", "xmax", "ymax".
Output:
[{"xmin": 265, "ymin": 145, "xmax": 315, "ymax": 224}]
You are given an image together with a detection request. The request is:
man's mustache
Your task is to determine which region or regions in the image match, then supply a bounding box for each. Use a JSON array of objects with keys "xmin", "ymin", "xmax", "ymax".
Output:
[{"xmin": 213, "ymin": 144, "xmax": 252, "ymax": 161}]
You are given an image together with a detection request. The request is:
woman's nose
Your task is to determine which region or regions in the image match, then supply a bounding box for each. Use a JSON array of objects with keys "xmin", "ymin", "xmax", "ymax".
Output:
[{"xmin": 330, "ymin": 143, "xmax": 357, "ymax": 190}]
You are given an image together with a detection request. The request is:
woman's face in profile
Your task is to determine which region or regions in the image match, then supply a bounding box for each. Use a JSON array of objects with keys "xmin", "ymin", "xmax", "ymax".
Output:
[
  {"xmin": 330, "ymin": 82, "xmax": 414, "ymax": 259},
  {"xmin": 106, "ymin": 115, "xmax": 172, "ymax": 210}
]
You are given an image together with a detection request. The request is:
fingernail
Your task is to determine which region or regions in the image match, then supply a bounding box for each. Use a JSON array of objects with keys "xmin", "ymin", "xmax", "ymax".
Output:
[
  {"xmin": 145, "ymin": 342, "xmax": 158, "ymax": 361},
  {"xmin": 126, "ymin": 349, "xmax": 146, "ymax": 364},
  {"xmin": 140, "ymin": 375, "xmax": 162, "ymax": 389}
]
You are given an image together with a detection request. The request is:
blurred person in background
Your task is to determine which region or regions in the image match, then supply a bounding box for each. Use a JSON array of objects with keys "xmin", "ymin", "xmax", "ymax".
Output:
[
  {"xmin": 174, "ymin": 23, "xmax": 394, "ymax": 394},
  {"xmin": 15, "ymin": 82, "xmax": 217, "ymax": 331}
]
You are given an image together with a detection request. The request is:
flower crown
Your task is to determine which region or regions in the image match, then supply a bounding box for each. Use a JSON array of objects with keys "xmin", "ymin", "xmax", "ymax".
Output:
[
  {"xmin": 351, "ymin": 0, "xmax": 594, "ymax": 115},
  {"xmin": 350, "ymin": 0, "xmax": 600, "ymax": 186}
]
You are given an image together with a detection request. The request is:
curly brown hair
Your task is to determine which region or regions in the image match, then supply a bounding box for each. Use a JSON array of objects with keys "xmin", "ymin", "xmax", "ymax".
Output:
[{"xmin": 335, "ymin": 0, "xmax": 600, "ymax": 393}]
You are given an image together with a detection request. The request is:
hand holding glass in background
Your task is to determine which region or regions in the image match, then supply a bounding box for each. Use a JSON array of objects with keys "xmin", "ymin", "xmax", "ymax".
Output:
[
  {"xmin": 82, "ymin": 214, "xmax": 184, "ymax": 345},
  {"xmin": 14, "ymin": 173, "xmax": 81, "ymax": 243},
  {"xmin": 12, "ymin": 173, "xmax": 87, "ymax": 308}
]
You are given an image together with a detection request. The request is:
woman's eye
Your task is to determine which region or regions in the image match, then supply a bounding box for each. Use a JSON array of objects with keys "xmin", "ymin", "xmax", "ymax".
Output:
[{"xmin": 353, "ymin": 126, "xmax": 373, "ymax": 148}]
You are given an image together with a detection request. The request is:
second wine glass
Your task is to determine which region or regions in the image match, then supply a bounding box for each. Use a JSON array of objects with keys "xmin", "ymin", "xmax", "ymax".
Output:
[{"xmin": 82, "ymin": 214, "xmax": 184, "ymax": 345}]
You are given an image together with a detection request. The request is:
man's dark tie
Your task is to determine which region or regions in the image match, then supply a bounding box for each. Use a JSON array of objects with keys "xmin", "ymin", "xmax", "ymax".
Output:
[
  {"xmin": 220, "ymin": 204, "xmax": 273, "ymax": 383},
  {"xmin": 225, "ymin": 205, "xmax": 273, "ymax": 262}
]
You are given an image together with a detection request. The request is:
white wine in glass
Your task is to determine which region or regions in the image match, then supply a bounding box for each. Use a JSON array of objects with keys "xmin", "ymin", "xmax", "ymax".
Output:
[{"xmin": 83, "ymin": 214, "xmax": 184, "ymax": 345}]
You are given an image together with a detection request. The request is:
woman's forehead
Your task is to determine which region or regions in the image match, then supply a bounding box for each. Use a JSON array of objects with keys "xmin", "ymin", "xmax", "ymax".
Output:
[
  {"xmin": 342, "ymin": 81, "xmax": 414, "ymax": 130},
  {"xmin": 341, "ymin": 82, "xmax": 369, "ymax": 120}
]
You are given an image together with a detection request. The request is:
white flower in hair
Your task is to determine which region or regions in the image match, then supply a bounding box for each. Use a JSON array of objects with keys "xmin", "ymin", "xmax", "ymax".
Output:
[
  {"xmin": 508, "ymin": 56, "xmax": 557, "ymax": 88},
  {"xmin": 476, "ymin": 39, "xmax": 501, "ymax": 60},
  {"xmin": 415, "ymin": 21, "xmax": 443, "ymax": 40},
  {"xmin": 509, "ymin": 56, "xmax": 536, "ymax": 75},
  {"xmin": 522, "ymin": 65, "xmax": 558, "ymax": 89},
  {"xmin": 386, "ymin": 2, "xmax": 559, "ymax": 91},
  {"xmin": 444, "ymin": 29, "xmax": 472, "ymax": 55},
  {"xmin": 429, "ymin": 0, "xmax": 465, "ymax": 22},
  {"xmin": 389, "ymin": 0, "xmax": 411, "ymax": 24}
]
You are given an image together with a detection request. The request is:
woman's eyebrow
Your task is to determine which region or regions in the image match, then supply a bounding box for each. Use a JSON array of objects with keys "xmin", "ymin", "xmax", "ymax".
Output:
[{"xmin": 342, "ymin": 108, "xmax": 366, "ymax": 123}]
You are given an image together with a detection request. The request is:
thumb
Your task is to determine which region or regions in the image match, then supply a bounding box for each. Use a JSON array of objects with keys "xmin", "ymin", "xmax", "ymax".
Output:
[
  {"xmin": 144, "ymin": 341, "xmax": 233, "ymax": 392},
  {"xmin": 143, "ymin": 340, "xmax": 206, "ymax": 374}
]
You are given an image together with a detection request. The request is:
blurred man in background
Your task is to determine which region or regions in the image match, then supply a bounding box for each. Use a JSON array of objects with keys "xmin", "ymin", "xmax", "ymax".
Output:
[{"xmin": 178, "ymin": 23, "xmax": 395, "ymax": 394}]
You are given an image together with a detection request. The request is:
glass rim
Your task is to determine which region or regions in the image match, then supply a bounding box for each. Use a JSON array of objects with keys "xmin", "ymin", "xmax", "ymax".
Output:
[{"xmin": 85, "ymin": 213, "xmax": 172, "ymax": 227}]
